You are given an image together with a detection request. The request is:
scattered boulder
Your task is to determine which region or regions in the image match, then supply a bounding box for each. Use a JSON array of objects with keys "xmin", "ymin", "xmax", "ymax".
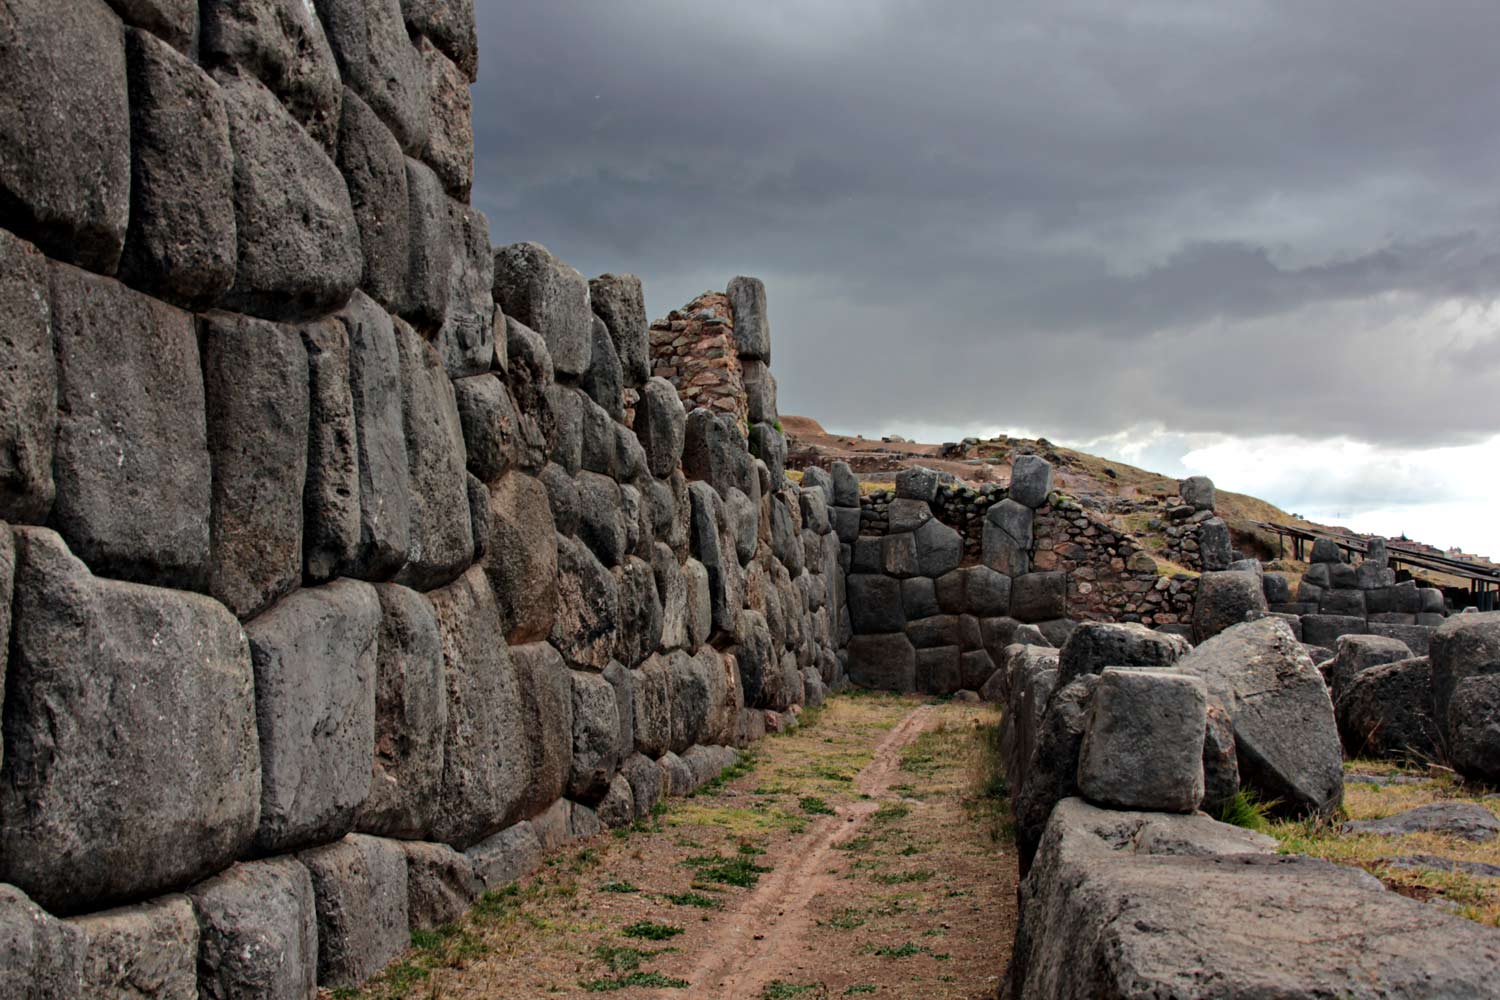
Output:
[
  {"xmin": 1191, "ymin": 570, "xmax": 1267, "ymax": 643},
  {"xmin": 1077, "ymin": 668, "xmax": 1207, "ymax": 813},
  {"xmin": 1056, "ymin": 621, "xmax": 1190, "ymax": 687},
  {"xmin": 1345, "ymin": 803, "xmax": 1499, "ymax": 843},
  {"xmin": 1325, "ymin": 634, "xmax": 1416, "ymax": 705}
]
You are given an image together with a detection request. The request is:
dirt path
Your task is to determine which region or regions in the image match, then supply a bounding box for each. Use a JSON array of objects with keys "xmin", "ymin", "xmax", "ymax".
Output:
[{"xmin": 340, "ymin": 693, "xmax": 1017, "ymax": 1000}]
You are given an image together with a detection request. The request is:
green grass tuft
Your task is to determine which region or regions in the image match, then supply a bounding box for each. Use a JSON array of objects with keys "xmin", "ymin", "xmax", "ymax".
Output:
[
  {"xmin": 621, "ymin": 920, "xmax": 683, "ymax": 940},
  {"xmin": 799, "ymin": 795, "xmax": 836, "ymax": 815}
]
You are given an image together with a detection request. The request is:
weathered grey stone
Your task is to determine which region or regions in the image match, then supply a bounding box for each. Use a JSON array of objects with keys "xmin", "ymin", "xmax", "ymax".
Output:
[
  {"xmin": 983, "ymin": 499, "xmax": 1033, "ymax": 576},
  {"xmin": 847, "ymin": 632, "xmax": 917, "ymax": 691},
  {"xmin": 668, "ymin": 649, "xmax": 713, "ymax": 751},
  {"xmin": 355, "ymin": 585, "xmax": 445, "ymax": 840},
  {"xmin": 0, "ymin": 231, "xmax": 55, "ymax": 525},
  {"xmin": 688, "ymin": 481, "xmax": 740, "ymax": 637},
  {"xmin": 731, "ymin": 610, "xmax": 776, "ymax": 710},
  {"xmin": 463, "ymin": 820, "xmax": 541, "ymax": 891},
  {"xmin": 120, "ymin": 28, "xmax": 237, "ymax": 307},
  {"xmin": 0, "ymin": 0, "xmax": 130, "ymax": 273},
  {"xmin": 830, "ymin": 461, "xmax": 860, "ymax": 508},
  {"xmin": 398, "ymin": 157, "xmax": 453, "ymax": 330},
  {"xmin": 332, "ymin": 293, "xmax": 411, "ymax": 578},
  {"xmin": 1202, "ymin": 701, "xmax": 1240, "ymax": 815},
  {"xmin": 683, "ymin": 409, "xmax": 748, "ymax": 500},
  {"xmin": 569, "ymin": 670, "xmax": 623, "ymax": 802},
  {"xmin": 616, "ymin": 555, "xmax": 664, "ymax": 668},
  {"xmin": 299, "ymin": 834, "xmax": 409, "ymax": 989},
  {"xmin": 632, "ymin": 655, "xmax": 673, "ymax": 758},
  {"xmin": 336, "ymin": 88, "xmax": 409, "ymax": 308},
  {"xmin": 202, "ymin": 311, "xmax": 309, "ymax": 618},
  {"xmin": 589, "ymin": 273, "xmax": 648, "ymax": 385},
  {"xmin": 454, "ymin": 375, "xmax": 518, "ymax": 483},
  {"xmin": 1009, "ymin": 796, "xmax": 1500, "ymax": 999},
  {"xmin": 848, "ymin": 573, "xmax": 904, "ymax": 634},
  {"xmin": 621, "ymin": 751, "xmax": 663, "ymax": 820},
  {"xmin": 1014, "ymin": 675, "xmax": 1097, "ymax": 867},
  {"xmin": 542, "ymin": 384, "xmax": 583, "ymax": 476},
  {"xmin": 1057, "ymin": 620, "xmax": 1191, "ymax": 687},
  {"xmin": 1328, "ymin": 562, "xmax": 1358, "ymax": 589},
  {"xmin": 1429, "ymin": 611, "xmax": 1500, "ymax": 745},
  {"xmin": 69, "ymin": 894, "xmax": 198, "ymax": 1000},
  {"xmin": 2, "ymin": 529, "xmax": 258, "ymax": 914},
  {"xmin": 1174, "ymin": 617, "xmax": 1343, "ymax": 816},
  {"xmin": 248, "ymin": 580, "xmax": 378, "ymax": 853},
  {"xmin": 200, "ymin": 0, "xmax": 342, "ymax": 150},
  {"xmin": 434, "ymin": 201, "xmax": 496, "ymax": 378},
  {"xmin": 581, "ymin": 315, "xmax": 625, "ymax": 421},
  {"xmin": 636, "ymin": 377, "xmax": 687, "ymax": 478},
  {"xmin": 429, "ymin": 567, "xmax": 526, "ymax": 848},
  {"xmin": 1358, "ymin": 561, "xmax": 1398, "ymax": 591},
  {"xmin": 913, "ymin": 517, "xmax": 962, "ymax": 577},
  {"xmin": 416, "ymin": 35, "xmax": 471, "ymax": 198},
  {"xmin": 1310, "ymin": 536, "xmax": 1345, "ymax": 564},
  {"xmin": 1077, "ymin": 668, "xmax": 1208, "ymax": 813},
  {"xmin": 0, "ymin": 883, "xmax": 86, "ymax": 996},
  {"xmin": 189, "ymin": 859, "xmax": 318, "ymax": 1000},
  {"xmin": 217, "ymin": 72, "xmax": 361, "ymax": 319},
  {"xmin": 575, "ymin": 471, "xmax": 625, "ymax": 567},
  {"xmin": 658, "ymin": 751, "xmax": 695, "ymax": 796},
  {"xmin": 595, "ymin": 774, "xmax": 636, "ymax": 829},
  {"xmin": 580, "ymin": 392, "xmax": 618, "ymax": 478},
  {"xmin": 296, "ymin": 320, "xmax": 362, "ymax": 583},
  {"xmin": 1261, "ymin": 572, "xmax": 1293, "ymax": 604},
  {"xmin": 723, "ymin": 487, "xmax": 756, "ymax": 566},
  {"xmin": 915, "ymin": 646, "xmax": 961, "ymax": 695},
  {"xmin": 1009, "ymin": 455, "xmax": 1053, "ymax": 509},
  {"xmin": 465, "ymin": 472, "xmax": 490, "ymax": 564},
  {"xmin": 510, "ymin": 643, "xmax": 574, "ymax": 820},
  {"xmin": 749, "ymin": 422, "xmax": 787, "ymax": 488},
  {"xmin": 49, "ymin": 265, "xmax": 210, "ymax": 586},
  {"xmin": 901, "ymin": 576, "xmax": 940, "ymax": 620},
  {"xmin": 1011, "ymin": 571, "xmax": 1068, "ymax": 623},
  {"xmin": 907, "ymin": 614, "xmax": 962, "ymax": 650},
  {"xmin": 886, "ymin": 497, "xmax": 931, "ymax": 534},
  {"xmin": 1302, "ymin": 613, "xmax": 1369, "ymax": 649},
  {"xmin": 494, "ymin": 242, "xmax": 592, "ymax": 377},
  {"xmin": 482, "ymin": 471, "xmax": 559, "ymax": 644},
  {"xmin": 316, "ymin": 0, "xmax": 427, "ymax": 155},
  {"xmin": 890, "ymin": 467, "xmax": 936, "ymax": 503},
  {"xmin": 880, "ymin": 531, "xmax": 918, "ymax": 578},
  {"xmin": 401, "ymin": 0, "xmax": 477, "ymax": 81},
  {"xmin": 1191, "ymin": 570, "xmax": 1268, "ymax": 643},
  {"xmin": 602, "ymin": 660, "xmax": 636, "ymax": 765},
  {"xmin": 392, "ymin": 316, "xmax": 475, "ymax": 589},
  {"xmin": 725, "ymin": 275, "xmax": 771, "ymax": 360},
  {"xmin": 1326, "ymin": 633, "xmax": 1414, "ymax": 705},
  {"xmin": 550, "ymin": 534, "xmax": 620, "ymax": 670},
  {"xmin": 1197, "ymin": 516, "xmax": 1233, "ymax": 571},
  {"xmin": 104, "ymin": 0, "xmax": 197, "ymax": 53},
  {"xmin": 1337, "ymin": 657, "xmax": 1439, "ymax": 761},
  {"xmin": 1346, "ymin": 802, "xmax": 1499, "ymax": 842},
  {"xmin": 1037, "ymin": 618, "xmax": 1079, "ymax": 649},
  {"xmin": 683, "ymin": 557, "xmax": 713, "ymax": 649},
  {"xmin": 401, "ymin": 841, "xmax": 479, "ymax": 931},
  {"xmin": 1319, "ymin": 587, "xmax": 1366, "ymax": 618},
  {"xmin": 1449, "ymin": 673, "xmax": 1500, "ymax": 784},
  {"xmin": 1368, "ymin": 621, "xmax": 1435, "ymax": 656},
  {"xmin": 1180, "ymin": 475, "xmax": 1215, "ymax": 511},
  {"xmin": 741, "ymin": 359, "xmax": 779, "ymax": 426},
  {"xmin": 1421, "ymin": 587, "xmax": 1446, "ymax": 614}
]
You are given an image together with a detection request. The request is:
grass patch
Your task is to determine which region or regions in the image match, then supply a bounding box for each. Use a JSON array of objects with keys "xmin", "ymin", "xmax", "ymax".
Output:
[
  {"xmin": 593, "ymin": 943, "xmax": 671, "ymax": 973},
  {"xmin": 800, "ymin": 795, "xmax": 836, "ymax": 815},
  {"xmin": 869, "ymin": 868, "xmax": 936, "ymax": 885},
  {"xmin": 872, "ymin": 942, "xmax": 928, "ymax": 958},
  {"xmin": 621, "ymin": 920, "xmax": 683, "ymax": 941},
  {"xmin": 600, "ymin": 881, "xmax": 639, "ymax": 893},
  {"xmin": 581, "ymin": 971, "xmax": 690, "ymax": 991},
  {"xmin": 872, "ymin": 803, "xmax": 910, "ymax": 825},
  {"xmin": 1214, "ymin": 789, "xmax": 1275, "ymax": 832},
  {"xmin": 684, "ymin": 853, "xmax": 772, "ymax": 888},
  {"xmin": 663, "ymin": 890, "xmax": 721, "ymax": 908},
  {"xmin": 824, "ymin": 907, "xmax": 866, "ymax": 930},
  {"xmin": 762, "ymin": 982, "xmax": 821, "ymax": 998}
]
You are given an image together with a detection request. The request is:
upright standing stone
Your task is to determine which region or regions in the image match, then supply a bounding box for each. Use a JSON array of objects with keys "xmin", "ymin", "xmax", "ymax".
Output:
[
  {"xmin": 1198, "ymin": 517, "xmax": 1233, "ymax": 571},
  {"xmin": 726, "ymin": 276, "xmax": 771, "ymax": 362},
  {"xmin": 202, "ymin": 311, "xmax": 310, "ymax": 619},
  {"xmin": 582, "ymin": 316, "xmax": 626, "ymax": 421},
  {"xmin": 1429, "ymin": 612, "xmax": 1500, "ymax": 745},
  {"xmin": 121, "ymin": 28, "xmax": 238, "ymax": 307},
  {"xmin": 2, "ymin": 528, "xmax": 260, "ymax": 915},
  {"xmin": 984, "ymin": 499, "xmax": 1033, "ymax": 576},
  {"xmin": 1009, "ymin": 455, "xmax": 1054, "ymax": 509},
  {"xmin": 49, "ymin": 263, "xmax": 211, "ymax": 589},
  {"xmin": 216, "ymin": 72, "xmax": 361, "ymax": 320},
  {"xmin": 189, "ymin": 858, "xmax": 319, "ymax": 1000},
  {"xmin": 104, "ymin": 0, "xmax": 198, "ymax": 55},
  {"xmin": 435, "ymin": 201, "xmax": 496, "ymax": 378},
  {"xmin": 336, "ymin": 292, "xmax": 412, "ymax": 579},
  {"xmin": 510, "ymin": 642, "xmax": 575, "ymax": 818},
  {"xmin": 200, "ymin": 0, "xmax": 343, "ymax": 150},
  {"xmin": 0, "ymin": 0, "xmax": 131, "ymax": 274},
  {"xmin": 590, "ymin": 273, "xmax": 650, "ymax": 386},
  {"xmin": 1180, "ymin": 476, "xmax": 1216, "ymax": 512},
  {"xmin": 637, "ymin": 377, "xmax": 688, "ymax": 478},
  {"xmin": 399, "ymin": 157, "xmax": 453, "ymax": 330},
  {"xmin": 0, "ymin": 230, "xmax": 55, "ymax": 524},
  {"xmin": 248, "ymin": 580, "xmax": 380, "ymax": 853}
]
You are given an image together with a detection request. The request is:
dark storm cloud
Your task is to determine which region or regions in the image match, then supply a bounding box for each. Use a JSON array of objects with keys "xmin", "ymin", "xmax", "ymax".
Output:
[{"xmin": 470, "ymin": 0, "xmax": 1500, "ymax": 446}]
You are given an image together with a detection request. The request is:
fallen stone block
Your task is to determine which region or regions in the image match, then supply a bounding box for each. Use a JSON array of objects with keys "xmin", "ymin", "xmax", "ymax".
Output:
[{"xmin": 1077, "ymin": 668, "xmax": 1207, "ymax": 813}]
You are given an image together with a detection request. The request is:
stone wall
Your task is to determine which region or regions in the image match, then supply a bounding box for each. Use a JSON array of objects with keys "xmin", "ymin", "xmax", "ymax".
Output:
[{"xmin": 0, "ymin": 2, "xmax": 839, "ymax": 993}]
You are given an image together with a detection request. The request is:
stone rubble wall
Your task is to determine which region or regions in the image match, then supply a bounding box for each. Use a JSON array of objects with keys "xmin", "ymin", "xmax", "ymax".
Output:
[{"xmin": 0, "ymin": 3, "xmax": 840, "ymax": 993}]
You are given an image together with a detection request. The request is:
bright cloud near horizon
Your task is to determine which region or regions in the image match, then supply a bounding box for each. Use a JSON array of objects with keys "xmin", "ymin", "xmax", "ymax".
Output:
[{"xmin": 471, "ymin": 1, "xmax": 1500, "ymax": 558}]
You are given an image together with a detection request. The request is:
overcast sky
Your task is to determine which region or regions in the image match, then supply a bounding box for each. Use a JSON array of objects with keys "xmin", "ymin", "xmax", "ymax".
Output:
[{"xmin": 471, "ymin": 1, "xmax": 1500, "ymax": 556}]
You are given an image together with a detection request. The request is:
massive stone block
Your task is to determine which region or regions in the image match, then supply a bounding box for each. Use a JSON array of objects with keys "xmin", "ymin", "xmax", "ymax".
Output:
[
  {"xmin": 301, "ymin": 319, "xmax": 362, "ymax": 582},
  {"xmin": 190, "ymin": 858, "xmax": 319, "ymax": 1000},
  {"xmin": 335, "ymin": 292, "xmax": 412, "ymax": 579},
  {"xmin": 748, "ymin": 422, "xmax": 787, "ymax": 487},
  {"xmin": 217, "ymin": 72, "xmax": 361, "ymax": 320},
  {"xmin": 435, "ymin": 201, "xmax": 496, "ymax": 378},
  {"xmin": 392, "ymin": 316, "xmax": 475, "ymax": 589},
  {"xmin": 401, "ymin": 157, "xmax": 454, "ymax": 332},
  {"xmin": 688, "ymin": 481, "xmax": 739, "ymax": 638},
  {"xmin": 484, "ymin": 471, "xmax": 559, "ymax": 643},
  {"xmin": 454, "ymin": 375, "xmax": 520, "ymax": 483},
  {"xmin": 428, "ymin": 567, "xmax": 526, "ymax": 847},
  {"xmin": 1192, "ymin": 570, "xmax": 1268, "ymax": 643},
  {"xmin": 570, "ymin": 669, "xmax": 625, "ymax": 801},
  {"xmin": 616, "ymin": 555, "xmax": 664, "ymax": 668},
  {"xmin": 577, "ymin": 470, "xmax": 626, "ymax": 567},
  {"xmin": 913, "ymin": 517, "xmax": 962, "ymax": 577},
  {"xmin": 0, "ymin": 884, "xmax": 85, "ymax": 996},
  {"xmin": 49, "ymin": 263, "xmax": 210, "ymax": 588},
  {"xmin": 494, "ymin": 242, "xmax": 593, "ymax": 378},
  {"xmin": 1056, "ymin": 621, "xmax": 1191, "ymax": 687},
  {"xmin": 357, "ymin": 584, "xmax": 446, "ymax": 840},
  {"xmin": 510, "ymin": 642, "xmax": 574, "ymax": 820},
  {"xmin": 105, "ymin": 0, "xmax": 198, "ymax": 54},
  {"xmin": 590, "ymin": 273, "xmax": 649, "ymax": 386},
  {"xmin": 983, "ymin": 499, "xmax": 1033, "ymax": 576},
  {"xmin": 1011, "ymin": 571, "xmax": 1068, "ymax": 623},
  {"xmin": 402, "ymin": 0, "xmax": 478, "ymax": 81},
  {"xmin": 202, "ymin": 311, "xmax": 310, "ymax": 619},
  {"xmin": 1449, "ymin": 674, "xmax": 1500, "ymax": 784},
  {"xmin": 726, "ymin": 275, "xmax": 771, "ymax": 361},
  {"xmin": 1429, "ymin": 612, "xmax": 1500, "ymax": 744},
  {"xmin": 417, "ymin": 35, "xmax": 472, "ymax": 198},
  {"xmin": 200, "ymin": 0, "xmax": 342, "ymax": 150},
  {"xmin": 1009, "ymin": 455, "xmax": 1053, "ymax": 508},
  {"xmin": 316, "ymin": 0, "xmax": 428, "ymax": 154},
  {"xmin": 401, "ymin": 841, "xmax": 480, "ymax": 931},
  {"xmin": 1, "ymin": 528, "xmax": 259, "ymax": 915},
  {"xmin": 550, "ymin": 533, "xmax": 620, "ymax": 670},
  {"xmin": 337, "ymin": 88, "xmax": 410, "ymax": 309},
  {"xmin": 581, "ymin": 316, "xmax": 626, "ymax": 422},
  {"xmin": 741, "ymin": 359, "xmax": 779, "ymax": 426},
  {"xmin": 633, "ymin": 654, "xmax": 674, "ymax": 758},
  {"xmin": 1174, "ymin": 617, "xmax": 1343, "ymax": 816},
  {"xmin": 1337, "ymin": 657, "xmax": 1440, "ymax": 761},
  {"xmin": 1077, "ymin": 668, "xmax": 1208, "ymax": 813},
  {"xmin": 299, "ymin": 834, "xmax": 410, "ymax": 989},
  {"xmin": 121, "ymin": 28, "xmax": 237, "ymax": 307},
  {"xmin": 847, "ymin": 632, "xmax": 917, "ymax": 692},
  {"xmin": 0, "ymin": 0, "xmax": 130, "ymax": 273},
  {"xmin": 248, "ymin": 579, "xmax": 379, "ymax": 853},
  {"xmin": 1325, "ymin": 633, "xmax": 1413, "ymax": 706},
  {"xmin": 0, "ymin": 230, "xmax": 55, "ymax": 524},
  {"xmin": 69, "ymin": 893, "xmax": 198, "ymax": 1000}
]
